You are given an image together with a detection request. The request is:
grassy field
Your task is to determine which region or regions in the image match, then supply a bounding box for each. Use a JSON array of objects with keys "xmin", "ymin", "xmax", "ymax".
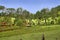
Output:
[{"xmin": 0, "ymin": 25, "xmax": 60, "ymax": 40}]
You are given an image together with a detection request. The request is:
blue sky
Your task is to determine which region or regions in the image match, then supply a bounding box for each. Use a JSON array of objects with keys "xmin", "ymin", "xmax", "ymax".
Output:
[{"xmin": 0, "ymin": 0, "xmax": 60, "ymax": 13}]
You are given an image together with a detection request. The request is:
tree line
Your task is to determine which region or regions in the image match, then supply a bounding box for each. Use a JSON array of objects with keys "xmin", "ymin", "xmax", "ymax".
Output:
[{"xmin": 0, "ymin": 5, "xmax": 60, "ymax": 26}]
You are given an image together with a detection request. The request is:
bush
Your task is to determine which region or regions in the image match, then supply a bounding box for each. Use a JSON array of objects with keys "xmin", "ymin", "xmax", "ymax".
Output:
[
  {"xmin": 57, "ymin": 19, "xmax": 60, "ymax": 24},
  {"xmin": 51, "ymin": 21, "xmax": 54, "ymax": 24},
  {"xmin": 15, "ymin": 19, "xmax": 24, "ymax": 26}
]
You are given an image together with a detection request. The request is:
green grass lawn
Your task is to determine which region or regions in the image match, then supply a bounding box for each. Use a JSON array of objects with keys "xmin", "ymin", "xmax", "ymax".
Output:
[{"xmin": 0, "ymin": 25, "xmax": 60, "ymax": 40}]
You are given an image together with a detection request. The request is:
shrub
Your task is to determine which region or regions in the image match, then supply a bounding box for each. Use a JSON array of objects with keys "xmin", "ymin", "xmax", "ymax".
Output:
[
  {"xmin": 57, "ymin": 18, "xmax": 60, "ymax": 24},
  {"xmin": 15, "ymin": 19, "xmax": 24, "ymax": 26},
  {"xmin": 51, "ymin": 21, "xmax": 54, "ymax": 24}
]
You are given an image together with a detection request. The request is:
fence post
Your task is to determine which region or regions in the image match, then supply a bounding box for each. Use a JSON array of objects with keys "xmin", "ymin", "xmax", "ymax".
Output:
[
  {"xmin": 20, "ymin": 39, "xmax": 22, "ymax": 40},
  {"xmin": 42, "ymin": 33, "xmax": 45, "ymax": 40},
  {"xmin": 56, "ymin": 38, "xmax": 58, "ymax": 40}
]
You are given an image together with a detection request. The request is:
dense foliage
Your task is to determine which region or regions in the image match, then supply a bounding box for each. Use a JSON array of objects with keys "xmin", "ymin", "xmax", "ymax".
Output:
[{"xmin": 0, "ymin": 5, "xmax": 60, "ymax": 27}]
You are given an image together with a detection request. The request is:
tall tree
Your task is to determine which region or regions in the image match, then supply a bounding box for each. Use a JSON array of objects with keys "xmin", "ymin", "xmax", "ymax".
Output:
[
  {"xmin": 0, "ymin": 5, "xmax": 5, "ymax": 12},
  {"xmin": 55, "ymin": 5, "xmax": 60, "ymax": 17},
  {"xmin": 16, "ymin": 8, "xmax": 23, "ymax": 18},
  {"xmin": 51, "ymin": 6, "xmax": 60, "ymax": 24},
  {"xmin": 51, "ymin": 8, "xmax": 57, "ymax": 18},
  {"xmin": 30, "ymin": 13, "xmax": 35, "ymax": 19},
  {"xmin": 6, "ymin": 8, "xmax": 15, "ymax": 13},
  {"xmin": 0, "ymin": 6, "xmax": 5, "ymax": 16},
  {"xmin": 51, "ymin": 5, "xmax": 60, "ymax": 18},
  {"xmin": 35, "ymin": 11, "xmax": 42, "ymax": 19},
  {"xmin": 17, "ymin": 8, "xmax": 23, "ymax": 14},
  {"xmin": 6, "ymin": 8, "xmax": 15, "ymax": 17},
  {"xmin": 22, "ymin": 10, "xmax": 30, "ymax": 19},
  {"xmin": 41, "ymin": 8, "xmax": 49, "ymax": 24}
]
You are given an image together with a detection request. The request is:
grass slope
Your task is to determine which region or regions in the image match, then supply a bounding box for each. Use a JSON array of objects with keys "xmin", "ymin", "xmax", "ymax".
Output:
[{"xmin": 0, "ymin": 25, "xmax": 60, "ymax": 40}]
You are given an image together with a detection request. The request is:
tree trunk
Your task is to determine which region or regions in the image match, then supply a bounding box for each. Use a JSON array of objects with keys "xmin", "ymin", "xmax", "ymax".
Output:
[{"xmin": 45, "ymin": 18, "xmax": 47, "ymax": 25}]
